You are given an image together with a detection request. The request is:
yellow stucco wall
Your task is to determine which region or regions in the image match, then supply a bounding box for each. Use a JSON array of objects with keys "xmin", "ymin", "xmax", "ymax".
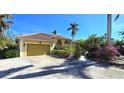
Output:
[{"xmin": 19, "ymin": 39, "xmax": 71, "ymax": 57}]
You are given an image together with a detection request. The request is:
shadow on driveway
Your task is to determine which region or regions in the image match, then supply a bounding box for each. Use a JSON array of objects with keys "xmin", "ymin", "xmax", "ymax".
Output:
[
  {"xmin": 2, "ymin": 57, "xmax": 124, "ymax": 79},
  {"xmin": 0, "ymin": 65, "xmax": 33, "ymax": 78},
  {"xmin": 10, "ymin": 60, "xmax": 96, "ymax": 79}
]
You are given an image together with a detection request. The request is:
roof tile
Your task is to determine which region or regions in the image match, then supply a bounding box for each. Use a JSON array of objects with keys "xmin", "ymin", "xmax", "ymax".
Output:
[{"xmin": 17, "ymin": 33, "xmax": 70, "ymax": 40}]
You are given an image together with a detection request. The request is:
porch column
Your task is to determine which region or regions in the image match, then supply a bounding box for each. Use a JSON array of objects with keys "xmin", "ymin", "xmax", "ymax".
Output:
[
  {"xmin": 61, "ymin": 40, "xmax": 65, "ymax": 47},
  {"xmin": 19, "ymin": 39, "xmax": 24, "ymax": 57},
  {"xmin": 50, "ymin": 40, "xmax": 57, "ymax": 52}
]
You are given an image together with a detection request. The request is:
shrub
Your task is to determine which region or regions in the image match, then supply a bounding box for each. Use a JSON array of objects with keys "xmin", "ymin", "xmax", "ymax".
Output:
[
  {"xmin": 0, "ymin": 50, "xmax": 5, "ymax": 59},
  {"xmin": 62, "ymin": 45, "xmax": 69, "ymax": 50},
  {"xmin": 114, "ymin": 40, "xmax": 124, "ymax": 55},
  {"xmin": 87, "ymin": 46, "xmax": 120, "ymax": 61},
  {"xmin": 118, "ymin": 48, "xmax": 124, "ymax": 55},
  {"xmin": 65, "ymin": 47, "xmax": 75, "ymax": 54},
  {"xmin": 54, "ymin": 45, "xmax": 70, "ymax": 50},
  {"xmin": 74, "ymin": 45, "xmax": 82, "ymax": 59},
  {"xmin": 81, "ymin": 34, "xmax": 109, "ymax": 53},
  {"xmin": 4, "ymin": 49, "xmax": 19, "ymax": 58},
  {"xmin": 54, "ymin": 45, "xmax": 62, "ymax": 50},
  {"xmin": 83, "ymin": 34, "xmax": 101, "ymax": 52},
  {"xmin": 51, "ymin": 50, "xmax": 69, "ymax": 57},
  {"xmin": 74, "ymin": 51, "xmax": 81, "ymax": 59}
]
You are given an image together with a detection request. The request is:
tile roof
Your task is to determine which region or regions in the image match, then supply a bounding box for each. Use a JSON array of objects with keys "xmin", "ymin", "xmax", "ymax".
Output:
[{"xmin": 17, "ymin": 33, "xmax": 70, "ymax": 40}]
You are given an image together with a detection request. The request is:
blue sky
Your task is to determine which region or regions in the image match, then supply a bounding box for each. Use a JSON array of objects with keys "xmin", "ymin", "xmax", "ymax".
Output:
[{"xmin": 10, "ymin": 14, "xmax": 124, "ymax": 40}]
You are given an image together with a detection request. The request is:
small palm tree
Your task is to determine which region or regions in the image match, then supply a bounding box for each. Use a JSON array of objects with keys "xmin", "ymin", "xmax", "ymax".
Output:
[
  {"xmin": 51, "ymin": 30, "xmax": 57, "ymax": 35},
  {"xmin": 67, "ymin": 22, "xmax": 79, "ymax": 42},
  {"xmin": 0, "ymin": 14, "xmax": 13, "ymax": 36}
]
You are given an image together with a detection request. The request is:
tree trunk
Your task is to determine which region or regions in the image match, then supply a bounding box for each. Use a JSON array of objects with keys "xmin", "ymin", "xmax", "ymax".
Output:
[
  {"xmin": 72, "ymin": 35, "xmax": 74, "ymax": 48},
  {"xmin": 107, "ymin": 14, "xmax": 112, "ymax": 46},
  {"xmin": 68, "ymin": 35, "xmax": 74, "ymax": 57}
]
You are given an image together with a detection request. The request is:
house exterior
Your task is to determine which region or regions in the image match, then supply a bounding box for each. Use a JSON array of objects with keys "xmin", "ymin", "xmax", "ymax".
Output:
[{"xmin": 17, "ymin": 33, "xmax": 72, "ymax": 57}]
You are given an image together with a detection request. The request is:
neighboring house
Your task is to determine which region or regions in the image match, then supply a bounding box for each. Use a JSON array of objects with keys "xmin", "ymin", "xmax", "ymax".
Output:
[{"xmin": 17, "ymin": 33, "xmax": 72, "ymax": 57}]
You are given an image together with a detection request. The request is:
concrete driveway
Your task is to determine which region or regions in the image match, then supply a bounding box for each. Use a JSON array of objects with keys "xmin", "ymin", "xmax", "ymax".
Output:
[{"xmin": 1, "ymin": 55, "xmax": 124, "ymax": 79}]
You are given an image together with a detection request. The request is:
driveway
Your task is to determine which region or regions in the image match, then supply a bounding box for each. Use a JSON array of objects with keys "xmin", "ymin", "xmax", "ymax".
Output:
[{"xmin": 1, "ymin": 55, "xmax": 124, "ymax": 79}]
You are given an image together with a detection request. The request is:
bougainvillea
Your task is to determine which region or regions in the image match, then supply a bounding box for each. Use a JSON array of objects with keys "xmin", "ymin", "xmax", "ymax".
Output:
[{"xmin": 87, "ymin": 46, "xmax": 120, "ymax": 61}]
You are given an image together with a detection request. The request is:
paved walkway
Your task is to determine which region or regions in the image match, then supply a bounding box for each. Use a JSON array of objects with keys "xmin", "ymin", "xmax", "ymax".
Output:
[{"xmin": 1, "ymin": 55, "xmax": 124, "ymax": 79}]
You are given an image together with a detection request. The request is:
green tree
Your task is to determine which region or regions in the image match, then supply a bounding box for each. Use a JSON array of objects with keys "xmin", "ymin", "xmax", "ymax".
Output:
[
  {"xmin": 0, "ymin": 14, "xmax": 13, "ymax": 36},
  {"xmin": 0, "ymin": 35, "xmax": 16, "ymax": 50},
  {"xmin": 78, "ymin": 39, "xmax": 85, "ymax": 47},
  {"xmin": 84, "ymin": 34, "xmax": 101, "ymax": 52},
  {"xmin": 67, "ymin": 22, "xmax": 79, "ymax": 48},
  {"xmin": 67, "ymin": 22, "xmax": 79, "ymax": 41}
]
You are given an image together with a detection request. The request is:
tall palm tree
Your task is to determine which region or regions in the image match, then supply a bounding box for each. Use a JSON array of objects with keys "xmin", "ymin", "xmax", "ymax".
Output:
[
  {"xmin": 67, "ymin": 22, "xmax": 79, "ymax": 41},
  {"xmin": 107, "ymin": 14, "xmax": 112, "ymax": 46},
  {"xmin": 51, "ymin": 30, "xmax": 57, "ymax": 35},
  {"xmin": 0, "ymin": 14, "xmax": 13, "ymax": 36},
  {"xmin": 107, "ymin": 14, "xmax": 119, "ymax": 46}
]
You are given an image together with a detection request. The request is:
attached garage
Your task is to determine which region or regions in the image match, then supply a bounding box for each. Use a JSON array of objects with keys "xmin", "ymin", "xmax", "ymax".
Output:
[
  {"xmin": 17, "ymin": 33, "xmax": 71, "ymax": 57},
  {"xmin": 27, "ymin": 44, "xmax": 50, "ymax": 56}
]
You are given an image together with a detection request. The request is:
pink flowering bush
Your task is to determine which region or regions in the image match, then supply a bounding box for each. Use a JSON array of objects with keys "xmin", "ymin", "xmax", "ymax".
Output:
[{"xmin": 87, "ymin": 46, "xmax": 120, "ymax": 61}]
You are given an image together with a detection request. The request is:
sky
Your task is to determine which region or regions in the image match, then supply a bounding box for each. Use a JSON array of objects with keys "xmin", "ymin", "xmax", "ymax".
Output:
[{"xmin": 9, "ymin": 14, "xmax": 124, "ymax": 40}]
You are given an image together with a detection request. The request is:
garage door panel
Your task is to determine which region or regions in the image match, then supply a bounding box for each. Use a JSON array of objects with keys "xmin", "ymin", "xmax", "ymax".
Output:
[{"xmin": 27, "ymin": 44, "xmax": 50, "ymax": 56}]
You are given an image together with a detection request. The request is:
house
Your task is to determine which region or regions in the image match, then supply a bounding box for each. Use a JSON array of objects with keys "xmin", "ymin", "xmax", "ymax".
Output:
[{"xmin": 17, "ymin": 33, "xmax": 72, "ymax": 57}]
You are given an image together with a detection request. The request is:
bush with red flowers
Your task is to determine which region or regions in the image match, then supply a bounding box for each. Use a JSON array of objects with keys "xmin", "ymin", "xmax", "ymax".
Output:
[{"xmin": 87, "ymin": 46, "xmax": 120, "ymax": 61}]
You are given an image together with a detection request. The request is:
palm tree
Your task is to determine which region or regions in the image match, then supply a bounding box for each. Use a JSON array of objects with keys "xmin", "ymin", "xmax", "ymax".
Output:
[
  {"xmin": 67, "ymin": 22, "xmax": 79, "ymax": 42},
  {"xmin": 51, "ymin": 30, "xmax": 57, "ymax": 35},
  {"xmin": 107, "ymin": 14, "xmax": 112, "ymax": 46},
  {"xmin": 0, "ymin": 14, "xmax": 13, "ymax": 36},
  {"xmin": 106, "ymin": 14, "xmax": 119, "ymax": 46}
]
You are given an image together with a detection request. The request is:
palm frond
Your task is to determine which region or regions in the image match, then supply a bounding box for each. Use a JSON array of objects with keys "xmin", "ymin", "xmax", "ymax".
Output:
[
  {"xmin": 75, "ymin": 28, "xmax": 79, "ymax": 31},
  {"xmin": 67, "ymin": 27, "xmax": 72, "ymax": 31},
  {"xmin": 114, "ymin": 14, "xmax": 120, "ymax": 22},
  {"xmin": 119, "ymin": 31, "xmax": 124, "ymax": 35},
  {"xmin": 70, "ymin": 22, "xmax": 78, "ymax": 27},
  {"xmin": 51, "ymin": 30, "xmax": 57, "ymax": 35},
  {"xmin": 70, "ymin": 23, "xmax": 73, "ymax": 27},
  {"xmin": 74, "ymin": 23, "xmax": 78, "ymax": 27}
]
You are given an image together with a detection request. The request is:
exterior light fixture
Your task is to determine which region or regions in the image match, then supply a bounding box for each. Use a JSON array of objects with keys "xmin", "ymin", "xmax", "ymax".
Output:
[{"xmin": 39, "ymin": 41, "xmax": 42, "ymax": 44}]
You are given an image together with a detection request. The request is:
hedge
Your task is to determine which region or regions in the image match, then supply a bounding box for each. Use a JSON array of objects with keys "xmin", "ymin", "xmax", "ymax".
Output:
[
  {"xmin": 0, "ymin": 49, "xmax": 19, "ymax": 59},
  {"xmin": 51, "ymin": 50, "xmax": 69, "ymax": 58}
]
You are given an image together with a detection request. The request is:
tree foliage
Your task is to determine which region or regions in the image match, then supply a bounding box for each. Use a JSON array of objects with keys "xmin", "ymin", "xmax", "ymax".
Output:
[
  {"xmin": 0, "ymin": 14, "xmax": 13, "ymax": 36},
  {"xmin": 83, "ymin": 34, "xmax": 101, "ymax": 52},
  {"xmin": 0, "ymin": 33, "xmax": 16, "ymax": 50}
]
